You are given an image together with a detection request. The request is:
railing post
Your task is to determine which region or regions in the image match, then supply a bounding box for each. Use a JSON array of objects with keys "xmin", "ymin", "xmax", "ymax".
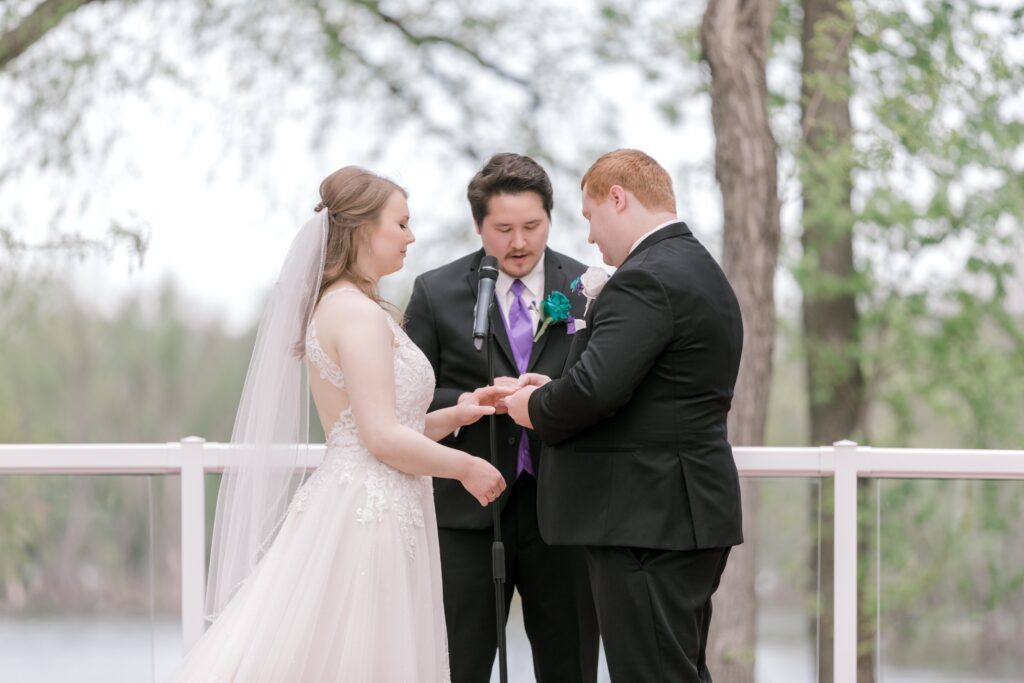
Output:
[
  {"xmin": 180, "ymin": 436, "xmax": 207, "ymax": 652},
  {"xmin": 833, "ymin": 440, "xmax": 859, "ymax": 683}
]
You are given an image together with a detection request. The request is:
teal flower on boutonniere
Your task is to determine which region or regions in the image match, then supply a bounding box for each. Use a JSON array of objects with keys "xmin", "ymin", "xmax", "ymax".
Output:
[{"xmin": 534, "ymin": 291, "xmax": 573, "ymax": 341}]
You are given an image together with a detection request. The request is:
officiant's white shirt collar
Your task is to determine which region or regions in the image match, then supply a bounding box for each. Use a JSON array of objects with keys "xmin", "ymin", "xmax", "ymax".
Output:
[
  {"xmin": 629, "ymin": 218, "xmax": 679, "ymax": 256},
  {"xmin": 496, "ymin": 252, "xmax": 545, "ymax": 302},
  {"xmin": 495, "ymin": 252, "xmax": 545, "ymax": 331}
]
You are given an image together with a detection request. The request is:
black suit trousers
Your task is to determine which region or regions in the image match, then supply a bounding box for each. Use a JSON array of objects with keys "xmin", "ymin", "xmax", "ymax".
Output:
[
  {"xmin": 439, "ymin": 475, "xmax": 599, "ymax": 683},
  {"xmin": 586, "ymin": 545, "xmax": 731, "ymax": 683}
]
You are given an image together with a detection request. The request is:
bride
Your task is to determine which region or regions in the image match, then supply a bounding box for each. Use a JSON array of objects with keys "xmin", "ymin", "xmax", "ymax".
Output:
[{"xmin": 171, "ymin": 167, "xmax": 508, "ymax": 682}]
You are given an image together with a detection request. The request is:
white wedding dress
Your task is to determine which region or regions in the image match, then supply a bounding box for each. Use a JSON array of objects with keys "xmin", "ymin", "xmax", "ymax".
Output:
[{"xmin": 171, "ymin": 288, "xmax": 450, "ymax": 682}]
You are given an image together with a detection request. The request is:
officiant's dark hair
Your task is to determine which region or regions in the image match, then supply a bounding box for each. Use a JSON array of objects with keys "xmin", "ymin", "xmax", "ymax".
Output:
[{"xmin": 467, "ymin": 153, "xmax": 553, "ymax": 227}]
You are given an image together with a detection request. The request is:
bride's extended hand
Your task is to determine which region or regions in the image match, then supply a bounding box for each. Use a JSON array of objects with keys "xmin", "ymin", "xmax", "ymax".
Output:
[
  {"xmin": 459, "ymin": 458, "xmax": 507, "ymax": 507},
  {"xmin": 456, "ymin": 384, "xmax": 518, "ymax": 421}
]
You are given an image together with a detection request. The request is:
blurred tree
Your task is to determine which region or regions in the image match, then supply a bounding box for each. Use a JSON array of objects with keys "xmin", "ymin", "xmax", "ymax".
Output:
[
  {"xmin": 0, "ymin": 0, "xmax": 621, "ymax": 260},
  {"xmin": 796, "ymin": 0, "xmax": 867, "ymax": 678},
  {"xmin": 0, "ymin": 0, "xmax": 145, "ymax": 261},
  {"xmin": 781, "ymin": 0, "xmax": 1024, "ymax": 679},
  {"xmin": 0, "ymin": 273, "xmax": 252, "ymax": 611},
  {"xmin": 701, "ymin": 0, "xmax": 782, "ymax": 679},
  {"xmin": 0, "ymin": 1, "xmax": 102, "ymax": 69},
  {"xmin": 849, "ymin": 2, "xmax": 1024, "ymax": 673}
]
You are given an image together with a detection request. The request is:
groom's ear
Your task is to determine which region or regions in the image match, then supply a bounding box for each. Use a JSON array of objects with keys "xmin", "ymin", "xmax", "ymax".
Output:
[{"xmin": 609, "ymin": 185, "xmax": 628, "ymax": 212}]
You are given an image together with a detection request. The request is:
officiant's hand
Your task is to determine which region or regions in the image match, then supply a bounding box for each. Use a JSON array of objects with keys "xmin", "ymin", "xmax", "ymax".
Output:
[
  {"xmin": 505, "ymin": 386, "xmax": 537, "ymax": 429},
  {"xmin": 456, "ymin": 383, "xmax": 517, "ymax": 421}
]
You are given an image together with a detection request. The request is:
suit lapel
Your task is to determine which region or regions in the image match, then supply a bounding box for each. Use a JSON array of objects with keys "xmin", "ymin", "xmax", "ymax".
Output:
[
  {"xmin": 558, "ymin": 223, "xmax": 688, "ymax": 373},
  {"xmin": 527, "ymin": 249, "xmax": 568, "ymax": 373},
  {"xmin": 464, "ymin": 250, "xmax": 515, "ymax": 369}
]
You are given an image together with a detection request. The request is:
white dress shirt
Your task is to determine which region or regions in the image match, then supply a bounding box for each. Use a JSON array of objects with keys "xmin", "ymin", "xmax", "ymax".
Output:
[
  {"xmin": 495, "ymin": 252, "xmax": 545, "ymax": 334},
  {"xmin": 629, "ymin": 218, "xmax": 680, "ymax": 256}
]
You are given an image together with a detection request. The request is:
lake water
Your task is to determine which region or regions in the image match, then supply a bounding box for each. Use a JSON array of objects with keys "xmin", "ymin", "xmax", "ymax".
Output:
[{"xmin": 0, "ymin": 606, "xmax": 1018, "ymax": 682}]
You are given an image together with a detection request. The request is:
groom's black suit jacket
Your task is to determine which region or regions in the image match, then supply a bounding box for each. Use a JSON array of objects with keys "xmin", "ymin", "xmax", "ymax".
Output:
[
  {"xmin": 528, "ymin": 222, "xmax": 744, "ymax": 551},
  {"xmin": 405, "ymin": 247, "xmax": 587, "ymax": 529}
]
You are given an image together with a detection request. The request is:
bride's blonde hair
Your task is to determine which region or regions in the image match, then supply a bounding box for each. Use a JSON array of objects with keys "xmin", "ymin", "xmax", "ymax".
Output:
[
  {"xmin": 293, "ymin": 167, "xmax": 406, "ymax": 357},
  {"xmin": 315, "ymin": 166, "xmax": 407, "ymax": 306}
]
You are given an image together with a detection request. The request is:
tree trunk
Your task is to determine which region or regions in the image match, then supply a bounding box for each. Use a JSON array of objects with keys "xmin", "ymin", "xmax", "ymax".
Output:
[
  {"xmin": 799, "ymin": 0, "xmax": 872, "ymax": 680},
  {"xmin": 701, "ymin": 1, "xmax": 782, "ymax": 680},
  {"xmin": 0, "ymin": 0, "xmax": 103, "ymax": 70}
]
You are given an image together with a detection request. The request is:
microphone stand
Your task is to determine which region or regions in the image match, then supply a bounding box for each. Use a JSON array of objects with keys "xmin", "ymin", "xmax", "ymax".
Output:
[{"xmin": 485, "ymin": 301, "xmax": 509, "ymax": 683}]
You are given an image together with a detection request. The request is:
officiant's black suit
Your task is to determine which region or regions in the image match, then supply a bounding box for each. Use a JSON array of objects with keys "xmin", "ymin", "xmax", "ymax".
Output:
[
  {"xmin": 405, "ymin": 247, "xmax": 599, "ymax": 683},
  {"xmin": 528, "ymin": 222, "xmax": 744, "ymax": 682}
]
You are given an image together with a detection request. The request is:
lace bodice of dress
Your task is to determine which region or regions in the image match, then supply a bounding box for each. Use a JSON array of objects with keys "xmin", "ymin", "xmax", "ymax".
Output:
[{"xmin": 291, "ymin": 287, "xmax": 437, "ymax": 558}]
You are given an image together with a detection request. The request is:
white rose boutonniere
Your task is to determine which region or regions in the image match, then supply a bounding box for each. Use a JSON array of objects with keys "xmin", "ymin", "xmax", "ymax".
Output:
[{"xmin": 570, "ymin": 266, "xmax": 611, "ymax": 316}]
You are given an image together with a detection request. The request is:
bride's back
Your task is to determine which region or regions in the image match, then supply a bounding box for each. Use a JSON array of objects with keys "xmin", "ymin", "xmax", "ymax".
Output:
[
  {"xmin": 305, "ymin": 285, "xmax": 408, "ymax": 438},
  {"xmin": 307, "ymin": 287, "xmax": 364, "ymax": 434}
]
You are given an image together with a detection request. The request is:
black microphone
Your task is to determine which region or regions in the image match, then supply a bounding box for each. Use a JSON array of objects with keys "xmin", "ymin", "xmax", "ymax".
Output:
[{"xmin": 473, "ymin": 255, "xmax": 500, "ymax": 351}]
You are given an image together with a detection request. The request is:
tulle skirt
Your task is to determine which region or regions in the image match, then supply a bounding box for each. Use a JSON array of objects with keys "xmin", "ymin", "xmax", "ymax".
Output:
[{"xmin": 169, "ymin": 449, "xmax": 450, "ymax": 682}]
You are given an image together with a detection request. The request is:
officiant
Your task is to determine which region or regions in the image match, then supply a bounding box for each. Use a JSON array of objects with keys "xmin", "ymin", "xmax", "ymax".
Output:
[{"xmin": 405, "ymin": 153, "xmax": 599, "ymax": 683}]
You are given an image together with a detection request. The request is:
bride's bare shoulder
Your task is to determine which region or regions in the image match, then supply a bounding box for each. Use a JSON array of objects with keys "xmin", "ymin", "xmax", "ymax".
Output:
[{"xmin": 313, "ymin": 287, "xmax": 390, "ymax": 343}]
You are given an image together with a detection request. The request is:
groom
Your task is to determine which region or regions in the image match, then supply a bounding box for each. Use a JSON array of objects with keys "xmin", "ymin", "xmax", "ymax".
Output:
[
  {"xmin": 506, "ymin": 149, "xmax": 744, "ymax": 682},
  {"xmin": 405, "ymin": 153, "xmax": 598, "ymax": 683}
]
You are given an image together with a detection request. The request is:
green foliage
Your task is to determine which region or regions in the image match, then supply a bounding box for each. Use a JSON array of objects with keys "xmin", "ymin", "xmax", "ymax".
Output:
[
  {"xmin": 0, "ymin": 273, "xmax": 253, "ymax": 612},
  {"xmin": 875, "ymin": 479, "xmax": 1024, "ymax": 671},
  {"xmin": 764, "ymin": 0, "xmax": 1024, "ymax": 672},
  {"xmin": 776, "ymin": 0, "xmax": 1024, "ymax": 448},
  {"xmin": 0, "ymin": 273, "xmax": 251, "ymax": 443},
  {"xmin": 851, "ymin": 0, "xmax": 1024, "ymax": 448}
]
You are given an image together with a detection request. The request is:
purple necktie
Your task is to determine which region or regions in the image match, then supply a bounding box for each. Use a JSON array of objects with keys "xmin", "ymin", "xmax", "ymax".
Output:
[{"xmin": 506, "ymin": 280, "xmax": 535, "ymax": 478}]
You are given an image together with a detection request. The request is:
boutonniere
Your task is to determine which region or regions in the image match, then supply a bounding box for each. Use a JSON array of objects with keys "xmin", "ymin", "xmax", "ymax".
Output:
[
  {"xmin": 534, "ymin": 291, "xmax": 574, "ymax": 341},
  {"xmin": 570, "ymin": 266, "xmax": 610, "ymax": 315}
]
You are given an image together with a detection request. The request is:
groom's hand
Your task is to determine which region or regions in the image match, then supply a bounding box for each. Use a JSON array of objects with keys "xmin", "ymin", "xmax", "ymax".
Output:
[{"xmin": 505, "ymin": 386, "xmax": 538, "ymax": 429}]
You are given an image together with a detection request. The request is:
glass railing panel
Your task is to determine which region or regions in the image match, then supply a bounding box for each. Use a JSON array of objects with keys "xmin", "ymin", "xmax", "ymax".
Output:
[
  {"xmin": 875, "ymin": 479, "xmax": 1024, "ymax": 682},
  {"xmin": 0, "ymin": 473, "xmax": 182, "ymax": 683}
]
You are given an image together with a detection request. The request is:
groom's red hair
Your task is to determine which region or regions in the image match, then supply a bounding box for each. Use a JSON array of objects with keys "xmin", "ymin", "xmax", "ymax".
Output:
[{"xmin": 581, "ymin": 149, "xmax": 676, "ymax": 213}]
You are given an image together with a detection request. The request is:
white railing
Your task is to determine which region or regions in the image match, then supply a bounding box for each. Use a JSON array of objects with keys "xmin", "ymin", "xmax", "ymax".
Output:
[{"xmin": 2, "ymin": 439, "xmax": 1024, "ymax": 683}]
